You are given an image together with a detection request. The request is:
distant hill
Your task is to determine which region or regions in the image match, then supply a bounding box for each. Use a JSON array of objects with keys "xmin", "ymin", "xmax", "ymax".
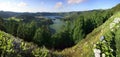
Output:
[
  {"xmin": 0, "ymin": 11, "xmax": 67, "ymax": 18},
  {"xmin": 0, "ymin": 11, "xmax": 19, "ymax": 18}
]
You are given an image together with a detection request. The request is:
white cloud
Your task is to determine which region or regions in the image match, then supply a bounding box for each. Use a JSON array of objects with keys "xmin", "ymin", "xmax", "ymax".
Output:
[
  {"xmin": 67, "ymin": 0, "xmax": 85, "ymax": 4},
  {"xmin": 0, "ymin": 2, "xmax": 11, "ymax": 9},
  {"xmin": 54, "ymin": 2, "xmax": 63, "ymax": 9},
  {"xmin": 0, "ymin": 2, "xmax": 18, "ymax": 11},
  {"xmin": 17, "ymin": 2, "xmax": 27, "ymax": 7},
  {"xmin": 0, "ymin": 2, "xmax": 29, "ymax": 12}
]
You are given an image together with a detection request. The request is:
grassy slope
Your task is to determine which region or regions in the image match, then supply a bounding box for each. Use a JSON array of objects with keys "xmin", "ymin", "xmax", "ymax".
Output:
[
  {"xmin": 55, "ymin": 12, "xmax": 120, "ymax": 57},
  {"xmin": 116, "ymin": 33, "xmax": 120, "ymax": 57}
]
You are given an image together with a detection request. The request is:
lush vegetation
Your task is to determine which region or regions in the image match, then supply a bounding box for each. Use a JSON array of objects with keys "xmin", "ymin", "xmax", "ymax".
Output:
[
  {"xmin": 0, "ymin": 30, "xmax": 52, "ymax": 57},
  {"xmin": 0, "ymin": 3, "xmax": 120, "ymax": 57}
]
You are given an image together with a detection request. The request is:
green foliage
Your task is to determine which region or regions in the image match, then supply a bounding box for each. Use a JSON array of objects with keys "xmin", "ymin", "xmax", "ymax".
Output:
[
  {"xmin": 0, "ymin": 17, "xmax": 5, "ymax": 31},
  {"xmin": 16, "ymin": 14, "xmax": 35, "ymax": 22},
  {"xmin": 17, "ymin": 23, "xmax": 26, "ymax": 38},
  {"xmin": 0, "ymin": 3, "xmax": 120, "ymax": 57},
  {"xmin": 95, "ymin": 31, "xmax": 115, "ymax": 57},
  {"xmin": 70, "ymin": 10, "xmax": 112, "ymax": 44},
  {"xmin": 115, "ymin": 28, "xmax": 120, "ymax": 57},
  {"xmin": 33, "ymin": 26, "xmax": 51, "ymax": 47},
  {"xmin": 17, "ymin": 21, "xmax": 37, "ymax": 41},
  {"xmin": 33, "ymin": 28, "xmax": 44, "ymax": 46},
  {"xmin": 72, "ymin": 17, "xmax": 85, "ymax": 44},
  {"xmin": 0, "ymin": 31, "xmax": 52, "ymax": 57},
  {"xmin": 4, "ymin": 19, "xmax": 19, "ymax": 36},
  {"xmin": 32, "ymin": 47, "xmax": 49, "ymax": 57},
  {"xmin": 0, "ymin": 32, "xmax": 15, "ymax": 57},
  {"xmin": 52, "ymin": 30, "xmax": 74, "ymax": 49},
  {"xmin": 111, "ymin": 3, "xmax": 120, "ymax": 14},
  {"xmin": 50, "ymin": 21, "xmax": 74, "ymax": 49},
  {"xmin": 7, "ymin": 17, "xmax": 22, "ymax": 22}
]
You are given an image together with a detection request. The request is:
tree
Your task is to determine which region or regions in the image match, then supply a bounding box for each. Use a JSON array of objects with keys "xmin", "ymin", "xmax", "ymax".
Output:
[
  {"xmin": 84, "ymin": 19, "xmax": 95, "ymax": 34},
  {"xmin": 51, "ymin": 21, "xmax": 74, "ymax": 49},
  {"xmin": 17, "ymin": 23, "xmax": 26, "ymax": 39},
  {"xmin": 17, "ymin": 21, "xmax": 37, "ymax": 41},
  {"xmin": 72, "ymin": 16, "xmax": 85, "ymax": 44},
  {"xmin": 25, "ymin": 21, "xmax": 37, "ymax": 41},
  {"xmin": 52, "ymin": 30, "xmax": 74, "ymax": 49},
  {"xmin": 33, "ymin": 26, "xmax": 51, "ymax": 47},
  {"xmin": 0, "ymin": 17, "xmax": 5, "ymax": 31},
  {"xmin": 4, "ymin": 19, "xmax": 19, "ymax": 36}
]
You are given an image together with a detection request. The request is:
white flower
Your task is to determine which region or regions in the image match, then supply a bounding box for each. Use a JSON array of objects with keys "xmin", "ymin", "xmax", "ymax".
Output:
[
  {"xmin": 113, "ymin": 18, "xmax": 120, "ymax": 23},
  {"xmin": 102, "ymin": 40, "xmax": 106, "ymax": 43},
  {"xmin": 93, "ymin": 49, "xmax": 101, "ymax": 57},
  {"xmin": 102, "ymin": 53, "xmax": 105, "ymax": 57}
]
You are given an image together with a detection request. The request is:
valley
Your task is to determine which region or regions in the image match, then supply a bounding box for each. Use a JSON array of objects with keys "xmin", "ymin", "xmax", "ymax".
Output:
[{"xmin": 0, "ymin": 1, "xmax": 120, "ymax": 57}]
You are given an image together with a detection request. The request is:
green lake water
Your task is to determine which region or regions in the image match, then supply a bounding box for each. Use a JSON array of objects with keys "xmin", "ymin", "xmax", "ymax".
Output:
[{"xmin": 50, "ymin": 19, "xmax": 65, "ymax": 32}]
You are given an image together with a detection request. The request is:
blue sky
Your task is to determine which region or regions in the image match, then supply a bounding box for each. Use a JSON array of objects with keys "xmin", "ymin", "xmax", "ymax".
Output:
[{"xmin": 0, "ymin": 0, "xmax": 120, "ymax": 12}]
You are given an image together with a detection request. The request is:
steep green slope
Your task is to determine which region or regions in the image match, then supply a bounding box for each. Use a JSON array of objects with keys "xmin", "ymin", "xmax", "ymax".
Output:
[
  {"xmin": 0, "ymin": 30, "xmax": 50, "ymax": 57},
  {"xmin": 55, "ymin": 12, "xmax": 120, "ymax": 57},
  {"xmin": 115, "ymin": 27, "xmax": 120, "ymax": 57},
  {"xmin": 111, "ymin": 3, "xmax": 120, "ymax": 13}
]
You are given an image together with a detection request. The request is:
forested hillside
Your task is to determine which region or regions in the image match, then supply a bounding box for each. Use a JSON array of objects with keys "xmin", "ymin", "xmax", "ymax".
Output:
[
  {"xmin": 0, "ymin": 3, "xmax": 120, "ymax": 57},
  {"xmin": 56, "ymin": 11, "xmax": 120, "ymax": 57}
]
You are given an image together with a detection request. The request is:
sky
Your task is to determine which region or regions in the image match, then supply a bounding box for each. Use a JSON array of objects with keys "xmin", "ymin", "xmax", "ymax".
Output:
[{"xmin": 0, "ymin": 0, "xmax": 120, "ymax": 12}]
